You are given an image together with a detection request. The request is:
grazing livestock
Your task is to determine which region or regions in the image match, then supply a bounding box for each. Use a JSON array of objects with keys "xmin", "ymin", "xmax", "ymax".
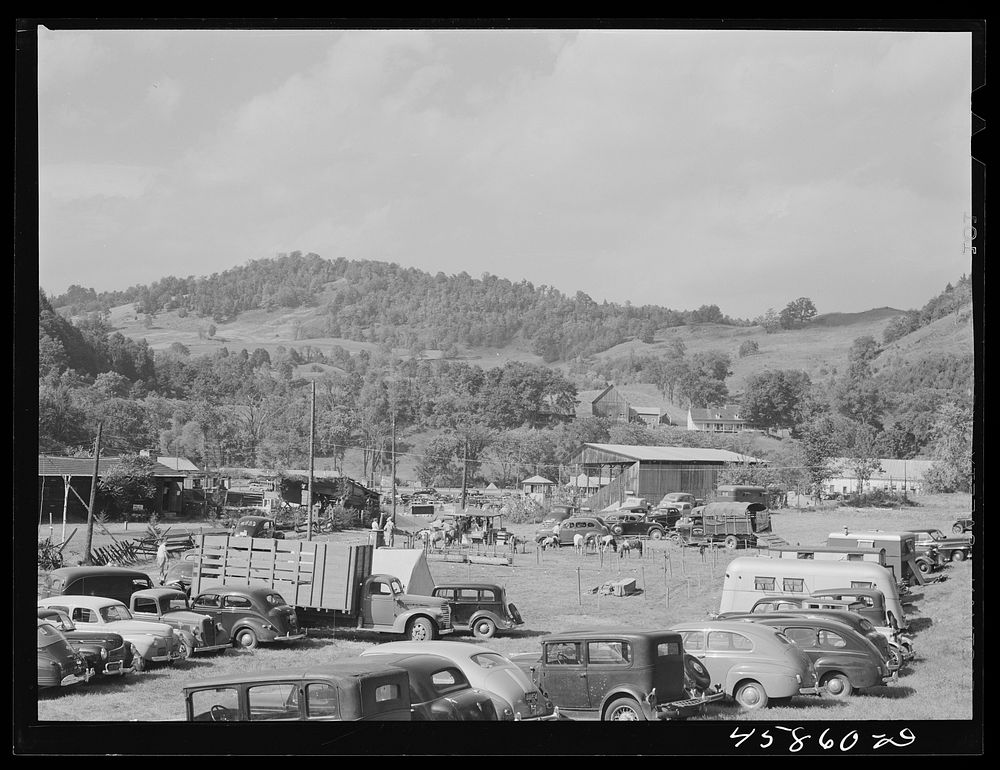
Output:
[
  {"xmin": 599, "ymin": 535, "xmax": 618, "ymax": 553},
  {"xmin": 618, "ymin": 538, "xmax": 643, "ymax": 558},
  {"xmin": 539, "ymin": 536, "xmax": 559, "ymax": 551},
  {"xmin": 573, "ymin": 533, "xmax": 587, "ymax": 554}
]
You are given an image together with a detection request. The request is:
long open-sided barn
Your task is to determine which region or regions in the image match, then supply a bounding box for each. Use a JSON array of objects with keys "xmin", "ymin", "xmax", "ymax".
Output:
[{"xmin": 564, "ymin": 443, "xmax": 765, "ymax": 512}]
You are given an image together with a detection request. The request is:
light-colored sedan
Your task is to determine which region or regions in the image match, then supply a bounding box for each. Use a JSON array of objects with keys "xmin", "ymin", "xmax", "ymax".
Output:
[
  {"xmin": 670, "ymin": 621, "xmax": 823, "ymax": 710},
  {"xmin": 361, "ymin": 640, "xmax": 557, "ymax": 721},
  {"xmin": 38, "ymin": 595, "xmax": 183, "ymax": 672}
]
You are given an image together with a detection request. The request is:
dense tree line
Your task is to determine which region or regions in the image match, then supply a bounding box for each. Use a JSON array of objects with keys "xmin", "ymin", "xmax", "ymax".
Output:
[
  {"xmin": 882, "ymin": 274, "xmax": 972, "ymax": 343},
  {"xmin": 46, "ymin": 253, "xmax": 746, "ymax": 363}
]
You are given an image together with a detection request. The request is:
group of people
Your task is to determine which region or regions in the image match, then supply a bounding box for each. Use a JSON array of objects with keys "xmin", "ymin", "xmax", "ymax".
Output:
[{"xmin": 371, "ymin": 515, "xmax": 396, "ymax": 546}]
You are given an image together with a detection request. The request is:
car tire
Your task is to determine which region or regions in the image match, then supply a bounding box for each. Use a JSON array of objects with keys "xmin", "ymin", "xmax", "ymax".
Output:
[
  {"xmin": 649, "ymin": 528, "xmax": 664, "ymax": 540},
  {"xmin": 951, "ymin": 550, "xmax": 967, "ymax": 562},
  {"xmin": 131, "ymin": 646, "xmax": 146, "ymax": 673},
  {"xmin": 822, "ymin": 672, "xmax": 854, "ymax": 699},
  {"xmin": 473, "ymin": 618, "xmax": 497, "ymax": 640},
  {"xmin": 604, "ymin": 697, "xmax": 645, "ymax": 721},
  {"xmin": 683, "ymin": 654, "xmax": 712, "ymax": 691},
  {"xmin": 952, "ymin": 523, "xmax": 964, "ymax": 534},
  {"xmin": 724, "ymin": 535, "xmax": 739, "ymax": 550},
  {"xmin": 508, "ymin": 603, "xmax": 523, "ymax": 625},
  {"xmin": 177, "ymin": 637, "xmax": 191, "ymax": 660},
  {"xmin": 611, "ymin": 525, "xmax": 624, "ymax": 536},
  {"xmin": 734, "ymin": 680, "xmax": 769, "ymax": 710},
  {"xmin": 407, "ymin": 617, "xmax": 437, "ymax": 642},
  {"xmin": 234, "ymin": 628, "xmax": 259, "ymax": 650},
  {"xmin": 916, "ymin": 559, "xmax": 932, "ymax": 574}
]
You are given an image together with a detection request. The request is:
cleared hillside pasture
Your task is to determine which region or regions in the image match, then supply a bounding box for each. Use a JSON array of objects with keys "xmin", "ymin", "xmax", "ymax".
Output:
[{"xmin": 35, "ymin": 495, "xmax": 975, "ymax": 724}]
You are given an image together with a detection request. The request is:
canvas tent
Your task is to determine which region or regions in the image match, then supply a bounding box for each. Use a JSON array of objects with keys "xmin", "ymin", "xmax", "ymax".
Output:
[{"xmin": 371, "ymin": 548, "xmax": 436, "ymax": 596}]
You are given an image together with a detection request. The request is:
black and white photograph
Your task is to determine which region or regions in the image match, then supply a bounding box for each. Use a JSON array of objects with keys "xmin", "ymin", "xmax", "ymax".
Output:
[{"xmin": 15, "ymin": 18, "xmax": 983, "ymax": 756}]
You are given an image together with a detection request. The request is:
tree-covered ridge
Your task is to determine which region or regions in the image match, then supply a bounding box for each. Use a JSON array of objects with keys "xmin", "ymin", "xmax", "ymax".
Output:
[
  {"xmin": 48, "ymin": 252, "xmax": 744, "ymax": 362},
  {"xmin": 882, "ymin": 274, "xmax": 972, "ymax": 343}
]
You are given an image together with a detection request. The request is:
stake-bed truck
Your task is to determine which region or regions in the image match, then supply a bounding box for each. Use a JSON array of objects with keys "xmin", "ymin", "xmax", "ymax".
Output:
[{"xmin": 188, "ymin": 536, "xmax": 453, "ymax": 641}]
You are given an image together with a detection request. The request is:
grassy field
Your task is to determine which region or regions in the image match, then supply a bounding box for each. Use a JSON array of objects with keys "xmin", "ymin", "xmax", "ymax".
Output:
[{"xmin": 33, "ymin": 493, "xmax": 977, "ymax": 729}]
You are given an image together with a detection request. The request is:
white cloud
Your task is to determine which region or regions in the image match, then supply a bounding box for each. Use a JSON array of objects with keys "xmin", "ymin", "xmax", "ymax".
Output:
[
  {"xmin": 144, "ymin": 76, "xmax": 182, "ymax": 117},
  {"xmin": 37, "ymin": 27, "xmax": 106, "ymax": 92}
]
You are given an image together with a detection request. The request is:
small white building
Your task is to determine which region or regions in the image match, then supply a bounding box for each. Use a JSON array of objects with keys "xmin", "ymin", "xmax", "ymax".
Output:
[
  {"xmin": 826, "ymin": 458, "xmax": 935, "ymax": 496},
  {"xmin": 687, "ymin": 405, "xmax": 749, "ymax": 433},
  {"xmin": 521, "ymin": 475, "xmax": 555, "ymax": 503}
]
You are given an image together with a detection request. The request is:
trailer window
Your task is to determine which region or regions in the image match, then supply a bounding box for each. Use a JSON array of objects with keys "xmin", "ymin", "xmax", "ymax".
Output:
[
  {"xmin": 754, "ymin": 576, "xmax": 776, "ymax": 591},
  {"xmin": 851, "ymin": 581, "xmax": 875, "ymax": 589},
  {"xmin": 783, "ymin": 578, "xmax": 804, "ymax": 592}
]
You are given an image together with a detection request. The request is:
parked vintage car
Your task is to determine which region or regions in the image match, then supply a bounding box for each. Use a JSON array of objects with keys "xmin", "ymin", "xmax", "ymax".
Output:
[
  {"xmin": 908, "ymin": 528, "xmax": 973, "ymax": 563},
  {"xmin": 40, "ymin": 566, "xmax": 154, "ymax": 606},
  {"xmin": 510, "ymin": 629, "xmax": 725, "ymax": 721},
  {"xmin": 534, "ymin": 516, "xmax": 611, "ymax": 547},
  {"xmin": 430, "ymin": 582, "xmax": 523, "ymax": 639},
  {"xmin": 670, "ymin": 620, "xmax": 824, "ymax": 710},
  {"xmin": 715, "ymin": 605, "xmax": 899, "ymax": 671},
  {"xmin": 808, "ymin": 588, "xmax": 918, "ymax": 663},
  {"xmin": 952, "ymin": 518, "xmax": 974, "ymax": 535},
  {"xmin": 232, "ymin": 515, "xmax": 285, "ymax": 539},
  {"xmin": 129, "ymin": 587, "xmax": 230, "ymax": 656},
  {"xmin": 660, "ymin": 492, "xmax": 700, "ymax": 508},
  {"xmin": 189, "ymin": 585, "xmax": 306, "ymax": 650},
  {"xmin": 353, "ymin": 652, "xmax": 502, "ymax": 720},
  {"xmin": 720, "ymin": 616, "xmax": 896, "ymax": 698},
  {"xmin": 37, "ymin": 619, "xmax": 91, "ymax": 690},
  {"xmin": 361, "ymin": 640, "xmax": 556, "ymax": 721},
  {"xmin": 36, "ymin": 607, "xmax": 133, "ymax": 677},
  {"xmin": 184, "ymin": 661, "xmax": 414, "ymax": 721},
  {"xmin": 160, "ymin": 560, "xmax": 195, "ymax": 595},
  {"xmin": 604, "ymin": 510, "xmax": 679, "ymax": 539},
  {"xmin": 37, "ymin": 595, "xmax": 183, "ymax": 672}
]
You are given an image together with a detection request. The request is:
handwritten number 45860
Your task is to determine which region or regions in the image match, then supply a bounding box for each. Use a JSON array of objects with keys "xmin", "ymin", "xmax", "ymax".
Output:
[{"xmin": 730, "ymin": 726, "xmax": 916, "ymax": 752}]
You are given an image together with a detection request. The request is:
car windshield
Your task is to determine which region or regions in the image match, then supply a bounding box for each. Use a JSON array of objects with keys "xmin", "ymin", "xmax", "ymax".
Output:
[
  {"xmin": 927, "ymin": 530, "xmax": 946, "ymax": 540},
  {"xmin": 100, "ymin": 605, "xmax": 133, "ymax": 622},
  {"xmin": 389, "ymin": 578, "xmax": 405, "ymax": 595},
  {"xmin": 265, "ymin": 593, "xmax": 289, "ymax": 608},
  {"xmin": 167, "ymin": 598, "xmax": 189, "ymax": 610}
]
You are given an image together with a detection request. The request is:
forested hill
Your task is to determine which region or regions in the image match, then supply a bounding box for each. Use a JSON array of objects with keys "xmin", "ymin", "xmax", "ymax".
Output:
[{"xmin": 47, "ymin": 252, "xmax": 744, "ymax": 362}]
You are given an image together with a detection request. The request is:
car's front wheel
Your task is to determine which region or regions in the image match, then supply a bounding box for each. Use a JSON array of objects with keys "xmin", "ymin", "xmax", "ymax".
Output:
[
  {"xmin": 648, "ymin": 528, "xmax": 664, "ymax": 540},
  {"xmin": 734, "ymin": 680, "xmax": 769, "ymax": 710},
  {"xmin": 822, "ymin": 672, "xmax": 854, "ymax": 699},
  {"xmin": 472, "ymin": 618, "xmax": 497, "ymax": 640},
  {"xmin": 234, "ymin": 628, "xmax": 259, "ymax": 650},
  {"xmin": 952, "ymin": 550, "xmax": 967, "ymax": 562},
  {"xmin": 952, "ymin": 523, "xmax": 964, "ymax": 534},
  {"xmin": 407, "ymin": 617, "xmax": 437, "ymax": 641},
  {"xmin": 604, "ymin": 697, "xmax": 645, "ymax": 721},
  {"xmin": 724, "ymin": 535, "xmax": 739, "ymax": 550}
]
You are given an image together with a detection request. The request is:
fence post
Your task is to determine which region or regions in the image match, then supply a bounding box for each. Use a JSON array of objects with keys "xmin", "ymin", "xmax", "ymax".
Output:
[{"xmin": 577, "ymin": 567, "xmax": 582, "ymax": 606}]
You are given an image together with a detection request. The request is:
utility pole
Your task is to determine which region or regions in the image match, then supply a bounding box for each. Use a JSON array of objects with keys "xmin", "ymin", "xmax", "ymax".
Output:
[
  {"xmin": 307, "ymin": 382, "xmax": 316, "ymax": 541},
  {"xmin": 82, "ymin": 422, "xmax": 103, "ymax": 566},
  {"xmin": 460, "ymin": 438, "xmax": 469, "ymax": 510},
  {"xmin": 391, "ymin": 412, "xmax": 397, "ymax": 523}
]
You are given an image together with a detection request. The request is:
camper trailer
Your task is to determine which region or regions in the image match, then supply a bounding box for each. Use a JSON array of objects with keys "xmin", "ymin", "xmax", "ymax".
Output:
[
  {"xmin": 825, "ymin": 531, "xmax": 925, "ymax": 586},
  {"xmin": 766, "ymin": 545, "xmax": 887, "ymax": 565},
  {"xmin": 719, "ymin": 557, "xmax": 909, "ymax": 633}
]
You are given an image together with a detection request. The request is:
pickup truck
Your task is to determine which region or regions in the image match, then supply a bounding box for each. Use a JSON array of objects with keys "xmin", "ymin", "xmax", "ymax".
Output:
[{"xmin": 128, "ymin": 587, "xmax": 231, "ymax": 656}]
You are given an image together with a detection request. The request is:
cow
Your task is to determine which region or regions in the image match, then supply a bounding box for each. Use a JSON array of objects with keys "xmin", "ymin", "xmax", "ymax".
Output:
[{"xmin": 573, "ymin": 533, "xmax": 586, "ymax": 555}]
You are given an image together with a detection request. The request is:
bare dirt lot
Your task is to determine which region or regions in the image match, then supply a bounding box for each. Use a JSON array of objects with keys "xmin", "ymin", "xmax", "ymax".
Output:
[{"xmin": 33, "ymin": 494, "xmax": 976, "ymax": 730}]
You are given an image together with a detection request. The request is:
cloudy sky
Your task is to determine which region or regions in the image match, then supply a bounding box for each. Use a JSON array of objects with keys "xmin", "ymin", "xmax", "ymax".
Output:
[{"xmin": 35, "ymin": 24, "xmax": 972, "ymax": 320}]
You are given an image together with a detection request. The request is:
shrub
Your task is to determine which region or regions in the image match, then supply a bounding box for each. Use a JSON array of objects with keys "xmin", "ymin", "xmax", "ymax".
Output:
[{"xmin": 842, "ymin": 489, "xmax": 917, "ymax": 508}]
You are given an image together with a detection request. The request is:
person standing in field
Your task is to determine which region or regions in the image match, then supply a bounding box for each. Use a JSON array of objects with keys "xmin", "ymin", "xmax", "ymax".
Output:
[
  {"xmin": 384, "ymin": 517, "xmax": 395, "ymax": 547},
  {"xmin": 156, "ymin": 539, "xmax": 169, "ymax": 582}
]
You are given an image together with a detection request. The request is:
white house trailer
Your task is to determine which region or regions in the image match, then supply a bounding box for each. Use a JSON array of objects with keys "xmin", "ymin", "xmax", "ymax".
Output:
[
  {"xmin": 719, "ymin": 556, "xmax": 908, "ymax": 632},
  {"xmin": 766, "ymin": 544, "xmax": 887, "ymax": 565}
]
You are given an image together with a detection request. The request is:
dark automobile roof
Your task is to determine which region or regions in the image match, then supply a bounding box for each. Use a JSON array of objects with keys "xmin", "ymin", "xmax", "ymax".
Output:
[
  {"xmin": 362, "ymin": 653, "xmax": 471, "ymax": 701},
  {"xmin": 192, "ymin": 584, "xmax": 283, "ymax": 597},
  {"xmin": 540, "ymin": 628, "xmax": 683, "ymax": 642},
  {"xmin": 182, "ymin": 660, "xmax": 409, "ymax": 691},
  {"xmin": 433, "ymin": 582, "xmax": 504, "ymax": 590},
  {"xmin": 48, "ymin": 566, "xmax": 153, "ymax": 580}
]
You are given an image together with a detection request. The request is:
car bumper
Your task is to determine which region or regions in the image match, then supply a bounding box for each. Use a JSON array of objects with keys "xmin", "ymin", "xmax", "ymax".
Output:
[
  {"xmin": 272, "ymin": 632, "xmax": 307, "ymax": 643},
  {"xmin": 882, "ymin": 670, "xmax": 899, "ymax": 686},
  {"xmin": 191, "ymin": 643, "xmax": 231, "ymax": 654},
  {"xmin": 61, "ymin": 668, "xmax": 93, "ymax": 687},
  {"xmin": 101, "ymin": 660, "xmax": 125, "ymax": 675},
  {"xmin": 150, "ymin": 651, "xmax": 181, "ymax": 663},
  {"xmin": 655, "ymin": 691, "xmax": 726, "ymax": 719},
  {"xmin": 798, "ymin": 685, "xmax": 825, "ymax": 696}
]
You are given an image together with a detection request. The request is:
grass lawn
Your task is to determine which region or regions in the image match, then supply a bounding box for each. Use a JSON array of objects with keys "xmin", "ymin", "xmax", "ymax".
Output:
[{"xmin": 33, "ymin": 495, "xmax": 977, "ymax": 730}]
